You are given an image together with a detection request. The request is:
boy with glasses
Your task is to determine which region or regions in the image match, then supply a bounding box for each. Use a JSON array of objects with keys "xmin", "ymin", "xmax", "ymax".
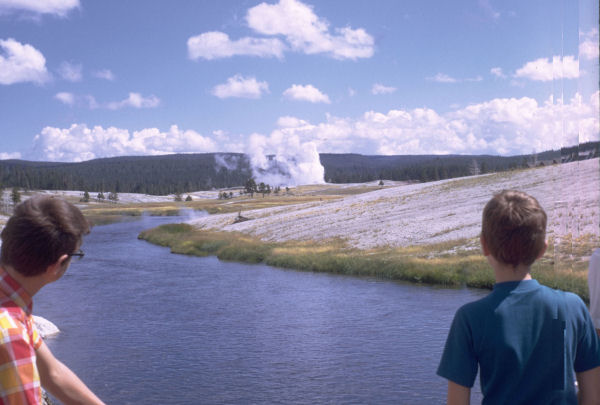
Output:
[{"xmin": 0, "ymin": 195, "xmax": 104, "ymax": 404}]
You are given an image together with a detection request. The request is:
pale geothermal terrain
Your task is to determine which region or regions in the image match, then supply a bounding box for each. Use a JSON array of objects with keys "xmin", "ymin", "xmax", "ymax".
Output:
[{"xmin": 188, "ymin": 159, "xmax": 600, "ymax": 250}]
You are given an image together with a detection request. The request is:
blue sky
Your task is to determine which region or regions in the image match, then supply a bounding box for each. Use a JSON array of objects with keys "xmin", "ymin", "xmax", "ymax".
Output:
[{"xmin": 0, "ymin": 0, "xmax": 598, "ymax": 162}]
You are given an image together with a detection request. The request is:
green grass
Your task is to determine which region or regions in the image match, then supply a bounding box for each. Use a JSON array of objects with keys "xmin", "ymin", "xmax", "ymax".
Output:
[{"xmin": 139, "ymin": 224, "xmax": 595, "ymax": 302}]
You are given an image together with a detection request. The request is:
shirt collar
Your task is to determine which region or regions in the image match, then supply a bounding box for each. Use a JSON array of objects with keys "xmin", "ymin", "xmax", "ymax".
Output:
[
  {"xmin": 493, "ymin": 278, "xmax": 540, "ymax": 293},
  {"xmin": 0, "ymin": 267, "xmax": 34, "ymax": 315}
]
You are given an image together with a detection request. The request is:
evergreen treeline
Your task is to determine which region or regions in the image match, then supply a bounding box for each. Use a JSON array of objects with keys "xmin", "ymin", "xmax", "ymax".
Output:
[
  {"xmin": 0, "ymin": 142, "xmax": 597, "ymax": 195},
  {"xmin": 323, "ymin": 141, "xmax": 597, "ymax": 183},
  {"xmin": 0, "ymin": 153, "xmax": 250, "ymax": 195}
]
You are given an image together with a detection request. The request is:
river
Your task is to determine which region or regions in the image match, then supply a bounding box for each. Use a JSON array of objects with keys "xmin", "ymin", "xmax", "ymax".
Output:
[{"xmin": 35, "ymin": 216, "xmax": 486, "ymax": 404}]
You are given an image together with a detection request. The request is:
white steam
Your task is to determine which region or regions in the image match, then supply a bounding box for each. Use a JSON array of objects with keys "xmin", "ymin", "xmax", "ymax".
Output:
[
  {"xmin": 179, "ymin": 208, "xmax": 209, "ymax": 221},
  {"xmin": 247, "ymin": 132, "xmax": 324, "ymax": 186},
  {"xmin": 214, "ymin": 153, "xmax": 242, "ymax": 171}
]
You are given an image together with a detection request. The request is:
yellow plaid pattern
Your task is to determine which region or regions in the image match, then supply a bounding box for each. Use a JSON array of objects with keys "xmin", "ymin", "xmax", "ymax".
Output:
[{"xmin": 0, "ymin": 269, "xmax": 43, "ymax": 404}]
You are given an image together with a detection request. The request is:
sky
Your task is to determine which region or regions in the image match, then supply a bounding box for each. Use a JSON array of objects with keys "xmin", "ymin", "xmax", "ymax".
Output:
[{"xmin": 0, "ymin": 0, "xmax": 598, "ymax": 163}]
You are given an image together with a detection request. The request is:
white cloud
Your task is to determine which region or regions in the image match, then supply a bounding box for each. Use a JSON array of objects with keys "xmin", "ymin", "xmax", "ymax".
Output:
[
  {"xmin": 0, "ymin": 38, "xmax": 49, "ymax": 85},
  {"xmin": 478, "ymin": 0, "xmax": 500, "ymax": 20},
  {"xmin": 55, "ymin": 92, "xmax": 74, "ymax": 105},
  {"xmin": 187, "ymin": 0, "xmax": 374, "ymax": 61},
  {"xmin": 212, "ymin": 75, "xmax": 269, "ymax": 99},
  {"xmin": 427, "ymin": 73, "xmax": 483, "ymax": 83},
  {"xmin": 348, "ymin": 87, "xmax": 356, "ymax": 97},
  {"xmin": 246, "ymin": 0, "xmax": 373, "ymax": 59},
  {"xmin": 84, "ymin": 95, "xmax": 98, "ymax": 109},
  {"xmin": 187, "ymin": 31, "xmax": 285, "ymax": 60},
  {"xmin": 490, "ymin": 67, "xmax": 506, "ymax": 78},
  {"xmin": 266, "ymin": 92, "xmax": 599, "ymax": 156},
  {"xmin": 31, "ymin": 124, "xmax": 217, "ymax": 162},
  {"xmin": 0, "ymin": 152, "xmax": 22, "ymax": 160},
  {"xmin": 0, "ymin": 0, "xmax": 79, "ymax": 16},
  {"xmin": 283, "ymin": 84, "xmax": 330, "ymax": 103},
  {"xmin": 514, "ymin": 55, "xmax": 579, "ymax": 81},
  {"xmin": 277, "ymin": 116, "xmax": 310, "ymax": 127},
  {"xmin": 372, "ymin": 83, "xmax": 396, "ymax": 95},
  {"xmin": 58, "ymin": 61, "xmax": 82, "ymax": 82},
  {"xmin": 52, "ymin": 92, "xmax": 158, "ymax": 109},
  {"xmin": 427, "ymin": 73, "xmax": 457, "ymax": 83},
  {"xmin": 246, "ymin": 0, "xmax": 374, "ymax": 60},
  {"xmin": 25, "ymin": 92, "xmax": 599, "ymax": 162},
  {"xmin": 93, "ymin": 69, "xmax": 115, "ymax": 81},
  {"xmin": 106, "ymin": 92, "xmax": 160, "ymax": 110},
  {"xmin": 187, "ymin": 0, "xmax": 375, "ymax": 60},
  {"xmin": 580, "ymin": 29, "xmax": 599, "ymax": 60}
]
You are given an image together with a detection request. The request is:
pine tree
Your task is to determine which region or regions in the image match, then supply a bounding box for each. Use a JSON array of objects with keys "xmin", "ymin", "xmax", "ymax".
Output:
[
  {"xmin": 245, "ymin": 178, "xmax": 257, "ymax": 197},
  {"xmin": 11, "ymin": 187, "xmax": 20, "ymax": 205}
]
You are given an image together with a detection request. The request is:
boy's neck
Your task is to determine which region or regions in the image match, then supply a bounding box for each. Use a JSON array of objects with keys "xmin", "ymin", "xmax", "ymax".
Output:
[
  {"xmin": 1, "ymin": 265, "xmax": 46, "ymax": 297},
  {"xmin": 487, "ymin": 256, "xmax": 533, "ymax": 283}
]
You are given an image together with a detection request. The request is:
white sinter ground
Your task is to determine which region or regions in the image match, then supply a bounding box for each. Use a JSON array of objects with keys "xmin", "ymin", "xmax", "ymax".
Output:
[
  {"xmin": 1, "ymin": 159, "xmax": 598, "ymax": 251},
  {"xmin": 188, "ymin": 159, "xmax": 600, "ymax": 250}
]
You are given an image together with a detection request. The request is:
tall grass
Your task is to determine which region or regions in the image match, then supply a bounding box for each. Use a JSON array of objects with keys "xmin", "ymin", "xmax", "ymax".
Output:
[{"xmin": 139, "ymin": 224, "xmax": 594, "ymax": 301}]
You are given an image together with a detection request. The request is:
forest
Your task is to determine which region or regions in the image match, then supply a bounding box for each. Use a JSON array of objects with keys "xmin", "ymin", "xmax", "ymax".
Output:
[{"xmin": 0, "ymin": 142, "xmax": 597, "ymax": 195}]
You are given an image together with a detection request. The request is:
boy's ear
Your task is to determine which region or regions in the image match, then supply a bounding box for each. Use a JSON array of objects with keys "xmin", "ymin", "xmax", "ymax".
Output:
[
  {"xmin": 46, "ymin": 254, "xmax": 69, "ymax": 278},
  {"xmin": 480, "ymin": 234, "xmax": 490, "ymax": 256}
]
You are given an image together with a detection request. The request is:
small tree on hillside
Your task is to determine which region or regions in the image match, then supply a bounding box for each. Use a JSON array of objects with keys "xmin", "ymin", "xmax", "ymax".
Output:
[
  {"xmin": 258, "ymin": 182, "xmax": 267, "ymax": 197},
  {"xmin": 11, "ymin": 187, "xmax": 21, "ymax": 205},
  {"xmin": 97, "ymin": 191, "xmax": 105, "ymax": 200},
  {"xmin": 174, "ymin": 192, "xmax": 183, "ymax": 202},
  {"xmin": 81, "ymin": 191, "xmax": 90, "ymax": 202},
  {"xmin": 245, "ymin": 178, "xmax": 257, "ymax": 198},
  {"xmin": 185, "ymin": 195, "xmax": 192, "ymax": 202}
]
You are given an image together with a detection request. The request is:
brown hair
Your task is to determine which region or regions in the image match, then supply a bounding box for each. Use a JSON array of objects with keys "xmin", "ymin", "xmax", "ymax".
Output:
[
  {"xmin": 481, "ymin": 190, "xmax": 547, "ymax": 267},
  {"xmin": 0, "ymin": 195, "xmax": 90, "ymax": 277}
]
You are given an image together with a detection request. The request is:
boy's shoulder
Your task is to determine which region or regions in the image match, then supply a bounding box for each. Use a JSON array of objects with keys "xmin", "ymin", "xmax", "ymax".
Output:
[{"xmin": 454, "ymin": 280, "xmax": 585, "ymax": 321}]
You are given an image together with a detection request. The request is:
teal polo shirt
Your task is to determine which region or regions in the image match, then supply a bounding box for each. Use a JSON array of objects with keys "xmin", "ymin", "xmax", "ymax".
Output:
[{"xmin": 437, "ymin": 279, "xmax": 600, "ymax": 405}]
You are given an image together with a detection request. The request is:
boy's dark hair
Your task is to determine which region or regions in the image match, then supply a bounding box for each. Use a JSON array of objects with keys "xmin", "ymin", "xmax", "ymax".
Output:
[
  {"xmin": 482, "ymin": 190, "xmax": 547, "ymax": 267},
  {"xmin": 0, "ymin": 196, "xmax": 90, "ymax": 277}
]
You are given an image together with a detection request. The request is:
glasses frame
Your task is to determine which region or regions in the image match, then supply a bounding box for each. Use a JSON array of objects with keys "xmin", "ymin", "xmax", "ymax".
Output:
[{"xmin": 68, "ymin": 249, "xmax": 85, "ymax": 260}]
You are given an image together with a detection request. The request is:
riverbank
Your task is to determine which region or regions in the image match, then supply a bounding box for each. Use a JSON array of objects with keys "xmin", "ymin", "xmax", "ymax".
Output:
[
  {"xmin": 138, "ymin": 223, "xmax": 592, "ymax": 301},
  {"xmin": 140, "ymin": 159, "xmax": 599, "ymax": 301},
  {"xmin": 2, "ymin": 160, "xmax": 597, "ymax": 299}
]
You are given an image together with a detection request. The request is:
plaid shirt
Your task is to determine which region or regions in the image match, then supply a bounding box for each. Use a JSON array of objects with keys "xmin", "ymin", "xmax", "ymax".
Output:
[{"xmin": 0, "ymin": 267, "xmax": 42, "ymax": 405}]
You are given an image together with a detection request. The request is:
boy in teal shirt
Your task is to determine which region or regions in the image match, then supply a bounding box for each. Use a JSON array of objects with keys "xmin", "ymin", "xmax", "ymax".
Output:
[{"xmin": 437, "ymin": 190, "xmax": 600, "ymax": 404}]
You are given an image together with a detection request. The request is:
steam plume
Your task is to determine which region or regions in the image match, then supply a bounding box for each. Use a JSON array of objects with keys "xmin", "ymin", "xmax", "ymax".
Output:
[{"xmin": 247, "ymin": 133, "xmax": 324, "ymax": 186}]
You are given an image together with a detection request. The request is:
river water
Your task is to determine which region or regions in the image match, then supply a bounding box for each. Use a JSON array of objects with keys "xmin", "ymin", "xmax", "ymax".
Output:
[{"xmin": 35, "ymin": 216, "xmax": 486, "ymax": 404}]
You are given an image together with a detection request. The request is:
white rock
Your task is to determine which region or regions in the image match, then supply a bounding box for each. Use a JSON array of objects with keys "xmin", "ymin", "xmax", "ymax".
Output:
[{"xmin": 33, "ymin": 315, "xmax": 60, "ymax": 338}]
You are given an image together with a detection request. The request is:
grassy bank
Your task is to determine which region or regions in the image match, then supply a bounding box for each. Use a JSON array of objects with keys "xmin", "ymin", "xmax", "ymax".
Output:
[
  {"xmin": 82, "ymin": 193, "xmax": 343, "ymax": 226},
  {"xmin": 138, "ymin": 224, "xmax": 593, "ymax": 302}
]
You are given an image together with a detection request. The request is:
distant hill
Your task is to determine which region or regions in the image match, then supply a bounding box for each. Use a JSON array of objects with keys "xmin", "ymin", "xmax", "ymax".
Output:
[{"xmin": 0, "ymin": 142, "xmax": 597, "ymax": 195}]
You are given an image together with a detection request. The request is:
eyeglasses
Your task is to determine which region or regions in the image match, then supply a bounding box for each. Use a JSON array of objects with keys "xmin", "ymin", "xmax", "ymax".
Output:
[{"xmin": 68, "ymin": 249, "xmax": 85, "ymax": 260}]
